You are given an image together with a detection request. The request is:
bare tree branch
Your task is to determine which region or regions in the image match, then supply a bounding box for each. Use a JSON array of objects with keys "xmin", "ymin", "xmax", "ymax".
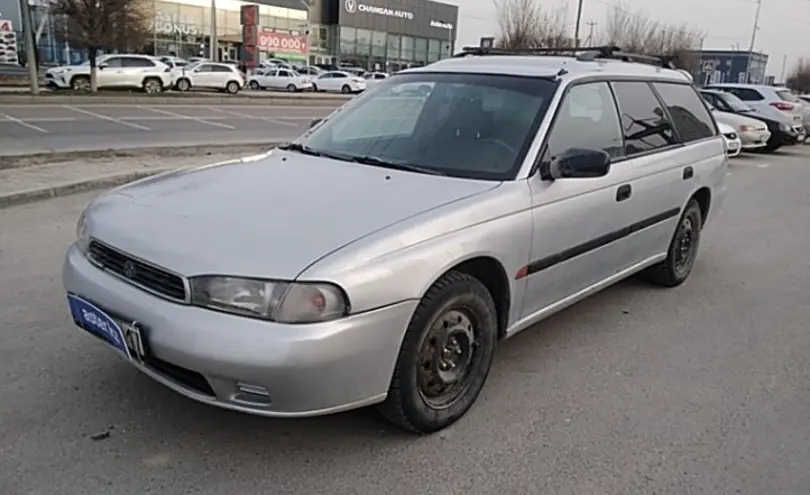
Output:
[
  {"xmin": 495, "ymin": 0, "xmax": 574, "ymax": 49},
  {"xmin": 52, "ymin": 0, "xmax": 152, "ymax": 91},
  {"xmin": 786, "ymin": 59, "xmax": 810, "ymax": 94}
]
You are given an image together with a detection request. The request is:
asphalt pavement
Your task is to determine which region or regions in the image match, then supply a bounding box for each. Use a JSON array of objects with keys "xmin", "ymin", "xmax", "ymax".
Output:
[
  {"xmin": 2, "ymin": 150, "xmax": 810, "ymax": 494},
  {"xmin": 0, "ymin": 103, "xmax": 340, "ymax": 155}
]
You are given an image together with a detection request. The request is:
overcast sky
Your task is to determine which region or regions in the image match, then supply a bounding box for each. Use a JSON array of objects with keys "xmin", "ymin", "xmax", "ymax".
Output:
[{"xmin": 449, "ymin": 0, "xmax": 808, "ymax": 79}]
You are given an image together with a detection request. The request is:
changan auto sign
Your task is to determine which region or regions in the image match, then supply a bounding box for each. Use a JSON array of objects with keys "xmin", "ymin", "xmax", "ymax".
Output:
[{"xmin": 344, "ymin": 0, "xmax": 414, "ymax": 20}]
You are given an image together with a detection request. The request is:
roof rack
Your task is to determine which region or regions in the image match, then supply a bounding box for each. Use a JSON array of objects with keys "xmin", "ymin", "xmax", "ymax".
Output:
[{"xmin": 453, "ymin": 45, "xmax": 677, "ymax": 70}]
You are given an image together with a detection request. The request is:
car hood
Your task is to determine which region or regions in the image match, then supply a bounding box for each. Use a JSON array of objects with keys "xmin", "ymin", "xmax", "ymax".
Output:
[{"xmin": 85, "ymin": 150, "xmax": 498, "ymax": 279}]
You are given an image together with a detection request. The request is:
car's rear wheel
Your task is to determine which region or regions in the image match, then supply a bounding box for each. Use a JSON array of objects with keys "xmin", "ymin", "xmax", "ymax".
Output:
[
  {"xmin": 641, "ymin": 199, "xmax": 703, "ymax": 287},
  {"xmin": 142, "ymin": 77, "xmax": 163, "ymax": 94},
  {"xmin": 226, "ymin": 81, "xmax": 240, "ymax": 94},
  {"xmin": 248, "ymin": 80, "xmax": 260, "ymax": 90},
  {"xmin": 286, "ymin": 83, "xmax": 297, "ymax": 92},
  {"xmin": 377, "ymin": 271, "xmax": 498, "ymax": 434},
  {"xmin": 341, "ymin": 84, "xmax": 351, "ymax": 93},
  {"xmin": 175, "ymin": 78, "xmax": 191, "ymax": 92},
  {"xmin": 70, "ymin": 75, "xmax": 90, "ymax": 92}
]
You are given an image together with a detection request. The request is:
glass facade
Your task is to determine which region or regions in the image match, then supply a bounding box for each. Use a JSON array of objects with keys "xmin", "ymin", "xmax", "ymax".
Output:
[{"xmin": 337, "ymin": 26, "xmax": 451, "ymax": 72}]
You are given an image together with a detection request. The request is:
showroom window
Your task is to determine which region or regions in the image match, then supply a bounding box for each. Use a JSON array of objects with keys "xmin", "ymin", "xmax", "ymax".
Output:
[
  {"xmin": 371, "ymin": 31, "xmax": 386, "ymax": 57},
  {"xmin": 387, "ymin": 34, "xmax": 400, "ymax": 59},
  {"xmin": 340, "ymin": 26, "xmax": 356, "ymax": 55},
  {"xmin": 428, "ymin": 38, "xmax": 441, "ymax": 61},
  {"xmin": 414, "ymin": 37, "xmax": 427, "ymax": 65},
  {"xmin": 400, "ymin": 36, "xmax": 414, "ymax": 61}
]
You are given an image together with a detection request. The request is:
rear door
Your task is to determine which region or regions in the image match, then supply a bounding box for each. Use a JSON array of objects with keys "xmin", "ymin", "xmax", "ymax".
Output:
[
  {"xmin": 609, "ymin": 81, "xmax": 692, "ymax": 261},
  {"xmin": 193, "ymin": 64, "xmax": 216, "ymax": 87},
  {"xmin": 210, "ymin": 64, "xmax": 233, "ymax": 88}
]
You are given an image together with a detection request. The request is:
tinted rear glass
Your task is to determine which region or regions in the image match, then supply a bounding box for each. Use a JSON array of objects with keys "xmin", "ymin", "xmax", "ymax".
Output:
[{"xmin": 653, "ymin": 83, "xmax": 716, "ymax": 142}]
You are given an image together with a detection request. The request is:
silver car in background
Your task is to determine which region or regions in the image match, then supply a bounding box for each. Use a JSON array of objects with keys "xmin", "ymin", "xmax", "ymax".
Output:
[{"xmin": 63, "ymin": 48, "xmax": 726, "ymax": 434}]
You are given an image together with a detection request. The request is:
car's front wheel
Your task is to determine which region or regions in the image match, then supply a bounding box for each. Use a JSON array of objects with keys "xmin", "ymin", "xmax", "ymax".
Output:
[
  {"xmin": 378, "ymin": 271, "xmax": 498, "ymax": 434},
  {"xmin": 642, "ymin": 198, "xmax": 703, "ymax": 287},
  {"xmin": 226, "ymin": 81, "xmax": 240, "ymax": 94},
  {"xmin": 248, "ymin": 80, "xmax": 260, "ymax": 90},
  {"xmin": 175, "ymin": 78, "xmax": 191, "ymax": 92}
]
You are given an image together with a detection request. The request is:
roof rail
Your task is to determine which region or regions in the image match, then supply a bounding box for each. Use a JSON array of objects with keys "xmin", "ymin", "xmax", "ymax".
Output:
[{"xmin": 454, "ymin": 45, "xmax": 677, "ymax": 70}]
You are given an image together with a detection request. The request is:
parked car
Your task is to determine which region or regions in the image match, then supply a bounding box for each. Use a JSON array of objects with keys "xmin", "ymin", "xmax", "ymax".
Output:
[
  {"xmin": 363, "ymin": 71, "xmax": 390, "ymax": 88},
  {"xmin": 248, "ymin": 68, "xmax": 313, "ymax": 92},
  {"xmin": 704, "ymin": 83, "xmax": 808, "ymax": 136},
  {"xmin": 312, "ymin": 70, "xmax": 367, "ymax": 93},
  {"xmin": 63, "ymin": 47, "xmax": 726, "ymax": 434},
  {"xmin": 45, "ymin": 54, "xmax": 173, "ymax": 93},
  {"xmin": 174, "ymin": 62, "xmax": 245, "ymax": 93},
  {"xmin": 706, "ymin": 103, "xmax": 770, "ymax": 152},
  {"xmin": 295, "ymin": 65, "xmax": 324, "ymax": 76},
  {"xmin": 717, "ymin": 121, "xmax": 741, "ymax": 157},
  {"xmin": 700, "ymin": 89, "xmax": 802, "ymax": 151}
]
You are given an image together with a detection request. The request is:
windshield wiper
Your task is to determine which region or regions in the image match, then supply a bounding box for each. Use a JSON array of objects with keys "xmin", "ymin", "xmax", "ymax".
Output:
[
  {"xmin": 277, "ymin": 142, "xmax": 324, "ymax": 157},
  {"xmin": 351, "ymin": 155, "xmax": 446, "ymax": 176}
]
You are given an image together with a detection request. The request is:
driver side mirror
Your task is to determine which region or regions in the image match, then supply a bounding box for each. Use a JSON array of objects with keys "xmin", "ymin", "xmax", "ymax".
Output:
[
  {"xmin": 309, "ymin": 118, "xmax": 323, "ymax": 129},
  {"xmin": 545, "ymin": 148, "xmax": 611, "ymax": 180},
  {"xmin": 98, "ymin": 63, "xmax": 108, "ymax": 70}
]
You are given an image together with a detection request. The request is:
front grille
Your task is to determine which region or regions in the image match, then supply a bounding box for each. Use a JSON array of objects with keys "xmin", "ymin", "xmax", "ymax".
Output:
[{"xmin": 88, "ymin": 240, "xmax": 187, "ymax": 302}]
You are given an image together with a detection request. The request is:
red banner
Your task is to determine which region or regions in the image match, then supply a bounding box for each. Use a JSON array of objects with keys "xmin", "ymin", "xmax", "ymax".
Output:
[{"xmin": 258, "ymin": 31, "xmax": 308, "ymax": 54}]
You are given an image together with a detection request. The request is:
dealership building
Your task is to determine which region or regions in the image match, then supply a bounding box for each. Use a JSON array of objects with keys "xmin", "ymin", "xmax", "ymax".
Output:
[{"xmin": 25, "ymin": 0, "xmax": 458, "ymax": 70}]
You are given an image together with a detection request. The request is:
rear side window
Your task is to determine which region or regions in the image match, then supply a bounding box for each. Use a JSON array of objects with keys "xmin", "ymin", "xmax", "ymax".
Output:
[
  {"xmin": 546, "ymin": 82, "xmax": 624, "ymax": 160},
  {"xmin": 653, "ymin": 83, "xmax": 716, "ymax": 142},
  {"xmin": 776, "ymin": 89, "xmax": 800, "ymax": 103},
  {"xmin": 611, "ymin": 81, "xmax": 677, "ymax": 155},
  {"xmin": 725, "ymin": 87, "xmax": 763, "ymax": 101}
]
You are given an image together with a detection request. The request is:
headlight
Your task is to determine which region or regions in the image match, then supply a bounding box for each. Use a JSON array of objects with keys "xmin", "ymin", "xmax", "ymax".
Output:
[
  {"xmin": 738, "ymin": 125, "xmax": 753, "ymax": 132},
  {"xmin": 780, "ymin": 123, "xmax": 791, "ymax": 132},
  {"xmin": 190, "ymin": 276, "xmax": 349, "ymax": 324},
  {"xmin": 76, "ymin": 210, "xmax": 89, "ymax": 253}
]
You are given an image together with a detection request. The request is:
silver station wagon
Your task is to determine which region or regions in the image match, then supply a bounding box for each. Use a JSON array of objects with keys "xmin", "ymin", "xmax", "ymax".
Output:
[{"xmin": 63, "ymin": 46, "xmax": 727, "ymax": 434}]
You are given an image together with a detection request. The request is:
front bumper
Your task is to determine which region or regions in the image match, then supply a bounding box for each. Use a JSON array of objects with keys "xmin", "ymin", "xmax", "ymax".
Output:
[
  {"xmin": 45, "ymin": 72, "xmax": 71, "ymax": 89},
  {"xmin": 738, "ymin": 130, "xmax": 770, "ymax": 149},
  {"xmin": 62, "ymin": 243, "xmax": 415, "ymax": 417}
]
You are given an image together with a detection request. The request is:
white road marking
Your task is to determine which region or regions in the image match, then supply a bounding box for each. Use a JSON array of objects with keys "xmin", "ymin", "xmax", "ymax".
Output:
[
  {"xmin": 757, "ymin": 163, "xmax": 770, "ymax": 168},
  {"xmin": 140, "ymin": 106, "xmax": 235, "ymax": 129},
  {"xmin": 64, "ymin": 105, "xmax": 151, "ymax": 130},
  {"xmin": 205, "ymin": 106, "xmax": 298, "ymax": 127},
  {"xmin": 118, "ymin": 115, "xmax": 231, "ymax": 121},
  {"xmin": 0, "ymin": 113, "xmax": 49, "ymax": 133}
]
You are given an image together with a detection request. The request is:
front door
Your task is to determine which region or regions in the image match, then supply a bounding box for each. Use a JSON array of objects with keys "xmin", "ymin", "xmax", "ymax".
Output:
[{"xmin": 522, "ymin": 81, "xmax": 639, "ymax": 318}]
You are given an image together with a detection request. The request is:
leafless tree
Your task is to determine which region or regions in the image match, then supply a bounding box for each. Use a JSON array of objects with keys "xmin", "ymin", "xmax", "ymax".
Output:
[
  {"xmin": 599, "ymin": 3, "xmax": 704, "ymax": 71},
  {"xmin": 786, "ymin": 59, "xmax": 810, "ymax": 94},
  {"xmin": 495, "ymin": 0, "xmax": 574, "ymax": 49},
  {"xmin": 52, "ymin": 0, "xmax": 152, "ymax": 91}
]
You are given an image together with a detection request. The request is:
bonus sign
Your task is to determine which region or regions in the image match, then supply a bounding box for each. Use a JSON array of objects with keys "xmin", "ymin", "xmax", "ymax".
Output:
[{"xmin": 258, "ymin": 31, "xmax": 308, "ymax": 54}]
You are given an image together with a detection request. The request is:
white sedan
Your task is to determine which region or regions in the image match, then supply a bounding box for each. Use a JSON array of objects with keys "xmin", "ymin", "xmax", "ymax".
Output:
[
  {"xmin": 312, "ymin": 71, "xmax": 367, "ymax": 93},
  {"xmin": 718, "ymin": 121, "xmax": 742, "ymax": 157},
  {"xmin": 248, "ymin": 68, "xmax": 313, "ymax": 92},
  {"xmin": 363, "ymin": 72, "xmax": 390, "ymax": 88},
  {"xmin": 174, "ymin": 62, "xmax": 245, "ymax": 94}
]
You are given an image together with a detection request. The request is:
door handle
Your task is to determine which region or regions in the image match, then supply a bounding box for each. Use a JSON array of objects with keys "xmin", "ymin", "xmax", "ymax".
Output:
[
  {"xmin": 616, "ymin": 184, "xmax": 632, "ymax": 202},
  {"xmin": 683, "ymin": 166, "xmax": 694, "ymax": 180}
]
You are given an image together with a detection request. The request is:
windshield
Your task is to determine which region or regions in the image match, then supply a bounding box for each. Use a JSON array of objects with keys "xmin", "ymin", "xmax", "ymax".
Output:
[
  {"xmin": 297, "ymin": 73, "xmax": 557, "ymax": 180},
  {"xmin": 719, "ymin": 92, "xmax": 753, "ymax": 112}
]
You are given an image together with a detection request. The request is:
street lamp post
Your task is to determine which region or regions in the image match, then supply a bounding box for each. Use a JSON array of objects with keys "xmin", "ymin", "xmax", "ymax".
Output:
[
  {"xmin": 210, "ymin": 0, "xmax": 218, "ymax": 61},
  {"xmin": 299, "ymin": 0, "xmax": 311, "ymax": 66}
]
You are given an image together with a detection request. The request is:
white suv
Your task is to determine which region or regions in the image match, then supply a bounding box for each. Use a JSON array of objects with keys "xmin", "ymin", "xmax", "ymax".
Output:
[
  {"xmin": 173, "ymin": 62, "xmax": 245, "ymax": 94},
  {"xmin": 45, "ymin": 55, "xmax": 173, "ymax": 93}
]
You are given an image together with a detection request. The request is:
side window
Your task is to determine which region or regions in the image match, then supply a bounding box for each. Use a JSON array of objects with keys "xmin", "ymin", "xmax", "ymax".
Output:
[
  {"xmin": 197, "ymin": 64, "xmax": 213, "ymax": 73},
  {"xmin": 545, "ymin": 82, "xmax": 624, "ymax": 161},
  {"xmin": 376, "ymin": 74, "xmax": 387, "ymax": 80},
  {"xmin": 121, "ymin": 57, "xmax": 155, "ymax": 68},
  {"xmin": 611, "ymin": 81, "xmax": 678, "ymax": 155},
  {"xmin": 335, "ymin": 73, "xmax": 348, "ymax": 79},
  {"xmin": 652, "ymin": 83, "xmax": 716, "ymax": 142},
  {"xmin": 729, "ymin": 88, "xmax": 763, "ymax": 101},
  {"xmin": 211, "ymin": 65, "xmax": 231, "ymax": 73},
  {"xmin": 279, "ymin": 70, "xmax": 291, "ymax": 77},
  {"xmin": 320, "ymin": 73, "xmax": 332, "ymax": 79},
  {"xmin": 101, "ymin": 57, "xmax": 122, "ymax": 68}
]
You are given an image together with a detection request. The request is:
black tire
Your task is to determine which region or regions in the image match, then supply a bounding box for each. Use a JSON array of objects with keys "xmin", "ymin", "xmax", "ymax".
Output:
[
  {"xmin": 226, "ymin": 81, "xmax": 240, "ymax": 94},
  {"xmin": 175, "ymin": 78, "xmax": 191, "ymax": 92},
  {"xmin": 341, "ymin": 84, "xmax": 351, "ymax": 93},
  {"xmin": 377, "ymin": 271, "xmax": 498, "ymax": 434},
  {"xmin": 286, "ymin": 83, "xmax": 297, "ymax": 92},
  {"xmin": 142, "ymin": 77, "xmax": 163, "ymax": 94},
  {"xmin": 249, "ymin": 80, "xmax": 260, "ymax": 90},
  {"xmin": 70, "ymin": 75, "xmax": 90, "ymax": 92},
  {"xmin": 642, "ymin": 199, "xmax": 703, "ymax": 287}
]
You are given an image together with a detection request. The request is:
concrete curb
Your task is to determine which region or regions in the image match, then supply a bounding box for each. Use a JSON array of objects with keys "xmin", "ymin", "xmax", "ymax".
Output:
[
  {"xmin": 0, "ymin": 141, "xmax": 282, "ymax": 170},
  {"xmin": 0, "ymin": 169, "xmax": 173, "ymax": 209},
  {"xmin": 0, "ymin": 93, "xmax": 352, "ymax": 106}
]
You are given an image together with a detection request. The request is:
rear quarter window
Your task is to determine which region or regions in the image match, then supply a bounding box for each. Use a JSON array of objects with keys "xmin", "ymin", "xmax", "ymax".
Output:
[{"xmin": 652, "ymin": 83, "xmax": 717, "ymax": 142}]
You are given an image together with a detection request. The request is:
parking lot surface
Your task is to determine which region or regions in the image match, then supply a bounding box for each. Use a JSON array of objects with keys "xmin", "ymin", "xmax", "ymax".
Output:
[
  {"xmin": 2, "ymin": 149, "xmax": 810, "ymax": 494},
  {"xmin": 0, "ymin": 103, "xmax": 341, "ymax": 155}
]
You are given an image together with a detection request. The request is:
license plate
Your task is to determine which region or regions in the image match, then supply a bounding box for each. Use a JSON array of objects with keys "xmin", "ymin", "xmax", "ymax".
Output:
[{"xmin": 67, "ymin": 294, "xmax": 130, "ymax": 358}]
